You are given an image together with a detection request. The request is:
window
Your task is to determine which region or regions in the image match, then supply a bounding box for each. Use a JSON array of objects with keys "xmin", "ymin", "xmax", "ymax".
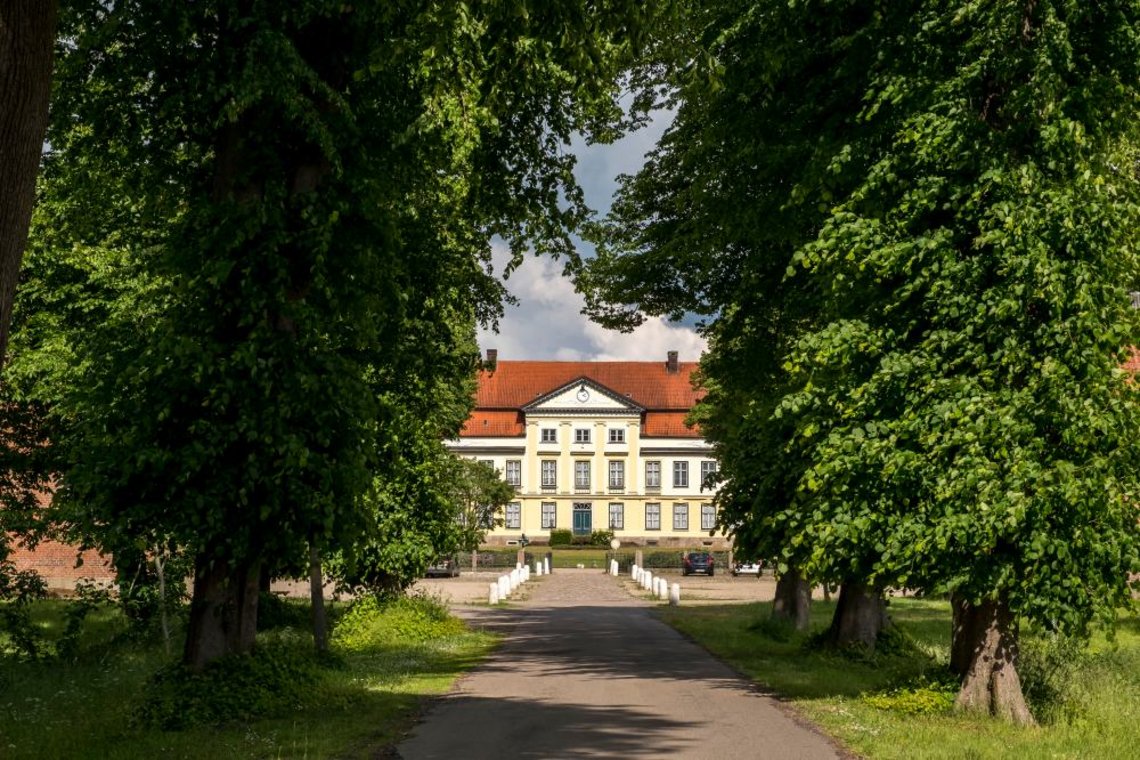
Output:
[
  {"xmin": 541, "ymin": 502, "xmax": 557, "ymax": 529},
  {"xmin": 673, "ymin": 461, "xmax": 689, "ymax": 488},
  {"xmin": 700, "ymin": 460, "xmax": 718, "ymax": 490},
  {"xmin": 673, "ymin": 503, "xmax": 689, "ymax": 531},
  {"xmin": 505, "ymin": 502, "xmax": 521, "ymax": 529},
  {"xmin": 608, "ymin": 428, "xmax": 625, "ymax": 443},
  {"xmin": 645, "ymin": 461, "xmax": 661, "ymax": 489},
  {"xmin": 541, "ymin": 428, "xmax": 557, "ymax": 444},
  {"xmin": 505, "ymin": 460, "xmax": 521, "ymax": 487},
  {"xmin": 574, "ymin": 428, "xmax": 591, "ymax": 444},
  {"xmin": 478, "ymin": 458, "xmax": 494, "ymax": 470},
  {"xmin": 645, "ymin": 503, "xmax": 661, "ymax": 531},
  {"xmin": 609, "ymin": 502, "xmax": 624, "ymax": 529},
  {"xmin": 541, "ymin": 460, "xmax": 557, "ymax": 489},
  {"xmin": 608, "ymin": 460, "xmax": 625, "ymax": 490},
  {"xmin": 701, "ymin": 503, "xmax": 716, "ymax": 531},
  {"xmin": 574, "ymin": 460, "xmax": 591, "ymax": 490}
]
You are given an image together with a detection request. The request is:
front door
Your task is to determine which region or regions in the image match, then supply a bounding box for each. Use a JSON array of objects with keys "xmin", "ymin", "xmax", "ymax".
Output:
[{"xmin": 572, "ymin": 503, "xmax": 592, "ymax": 535}]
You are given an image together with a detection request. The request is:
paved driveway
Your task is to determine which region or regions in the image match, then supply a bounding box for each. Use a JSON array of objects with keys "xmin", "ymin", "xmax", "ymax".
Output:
[{"xmin": 397, "ymin": 569, "xmax": 841, "ymax": 759}]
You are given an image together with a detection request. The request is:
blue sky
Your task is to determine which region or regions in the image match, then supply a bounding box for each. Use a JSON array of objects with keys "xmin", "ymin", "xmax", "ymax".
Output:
[{"xmin": 475, "ymin": 114, "xmax": 708, "ymax": 363}]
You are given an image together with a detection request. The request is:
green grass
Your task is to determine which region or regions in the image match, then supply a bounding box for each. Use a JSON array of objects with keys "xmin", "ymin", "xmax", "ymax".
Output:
[
  {"xmin": 656, "ymin": 598, "xmax": 1140, "ymax": 759},
  {"xmin": 1, "ymin": 595, "xmax": 496, "ymax": 759}
]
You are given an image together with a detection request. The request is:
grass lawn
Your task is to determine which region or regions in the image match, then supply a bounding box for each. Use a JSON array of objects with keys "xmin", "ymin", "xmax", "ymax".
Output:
[
  {"xmin": 656, "ymin": 598, "xmax": 1140, "ymax": 759},
  {"xmin": 1, "ymin": 595, "xmax": 495, "ymax": 759}
]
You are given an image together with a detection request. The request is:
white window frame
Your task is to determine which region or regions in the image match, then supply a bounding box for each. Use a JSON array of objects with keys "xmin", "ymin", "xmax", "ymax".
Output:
[
  {"xmin": 673, "ymin": 503, "xmax": 689, "ymax": 531},
  {"xmin": 505, "ymin": 502, "xmax": 521, "ymax": 529},
  {"xmin": 541, "ymin": 460, "xmax": 557, "ymax": 489},
  {"xmin": 541, "ymin": 428, "xmax": 557, "ymax": 444},
  {"xmin": 645, "ymin": 502, "xmax": 661, "ymax": 531},
  {"xmin": 608, "ymin": 428, "xmax": 625, "ymax": 443},
  {"xmin": 673, "ymin": 461, "xmax": 689, "ymax": 488},
  {"xmin": 541, "ymin": 502, "xmax": 557, "ymax": 529},
  {"xmin": 608, "ymin": 460, "xmax": 624, "ymax": 490},
  {"xmin": 505, "ymin": 460, "xmax": 521, "ymax": 487},
  {"xmin": 700, "ymin": 460, "xmax": 717, "ymax": 490},
  {"xmin": 645, "ymin": 460, "xmax": 661, "ymax": 489},
  {"xmin": 701, "ymin": 503, "xmax": 716, "ymax": 531},
  {"xmin": 574, "ymin": 428, "xmax": 591, "ymax": 444},
  {"xmin": 608, "ymin": 502, "xmax": 624, "ymax": 530},
  {"xmin": 574, "ymin": 460, "xmax": 591, "ymax": 490}
]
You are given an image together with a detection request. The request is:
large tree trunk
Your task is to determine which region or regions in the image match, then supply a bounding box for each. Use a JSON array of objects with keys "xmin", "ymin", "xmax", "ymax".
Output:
[
  {"xmin": 825, "ymin": 582, "xmax": 887, "ymax": 650},
  {"xmin": 309, "ymin": 543, "xmax": 327, "ymax": 654},
  {"xmin": 952, "ymin": 595, "xmax": 1035, "ymax": 725},
  {"xmin": 0, "ymin": 0, "xmax": 59, "ymax": 373},
  {"xmin": 183, "ymin": 553, "xmax": 261, "ymax": 670},
  {"xmin": 771, "ymin": 566, "xmax": 811, "ymax": 631}
]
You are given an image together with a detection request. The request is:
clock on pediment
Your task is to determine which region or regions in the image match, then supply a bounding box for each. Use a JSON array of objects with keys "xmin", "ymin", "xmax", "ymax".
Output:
[{"xmin": 575, "ymin": 385, "xmax": 590, "ymax": 403}]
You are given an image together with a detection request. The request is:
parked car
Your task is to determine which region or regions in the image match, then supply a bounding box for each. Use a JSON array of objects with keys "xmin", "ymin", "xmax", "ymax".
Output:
[
  {"xmin": 425, "ymin": 556, "xmax": 461, "ymax": 578},
  {"xmin": 732, "ymin": 560, "xmax": 763, "ymax": 577},
  {"xmin": 682, "ymin": 551, "xmax": 715, "ymax": 576}
]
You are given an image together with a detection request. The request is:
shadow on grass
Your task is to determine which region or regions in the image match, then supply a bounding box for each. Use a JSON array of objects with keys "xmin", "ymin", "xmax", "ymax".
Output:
[{"xmin": 652, "ymin": 598, "xmax": 953, "ymax": 701}]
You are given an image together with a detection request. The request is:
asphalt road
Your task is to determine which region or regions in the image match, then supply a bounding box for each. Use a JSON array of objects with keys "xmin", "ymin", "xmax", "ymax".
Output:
[{"xmin": 396, "ymin": 569, "xmax": 841, "ymax": 760}]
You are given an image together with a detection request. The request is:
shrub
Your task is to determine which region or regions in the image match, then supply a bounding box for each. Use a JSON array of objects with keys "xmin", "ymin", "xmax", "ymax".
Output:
[
  {"xmin": 1019, "ymin": 631, "xmax": 1088, "ymax": 723},
  {"xmin": 589, "ymin": 530, "xmax": 614, "ymax": 547},
  {"xmin": 333, "ymin": 591, "xmax": 463, "ymax": 653},
  {"xmin": 862, "ymin": 685, "xmax": 956, "ymax": 715},
  {"xmin": 549, "ymin": 529, "xmax": 573, "ymax": 547},
  {"xmin": 135, "ymin": 643, "xmax": 319, "ymax": 729}
]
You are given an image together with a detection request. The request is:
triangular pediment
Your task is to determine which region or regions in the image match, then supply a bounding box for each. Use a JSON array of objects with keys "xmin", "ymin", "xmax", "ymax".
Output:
[{"xmin": 522, "ymin": 377, "xmax": 645, "ymax": 414}]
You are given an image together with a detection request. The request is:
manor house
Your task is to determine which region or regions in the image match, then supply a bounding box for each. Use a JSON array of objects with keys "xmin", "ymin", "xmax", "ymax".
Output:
[{"xmin": 447, "ymin": 350, "xmax": 725, "ymax": 548}]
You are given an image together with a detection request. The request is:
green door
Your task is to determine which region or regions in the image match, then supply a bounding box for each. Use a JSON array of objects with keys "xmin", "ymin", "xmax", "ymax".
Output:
[{"xmin": 572, "ymin": 503, "xmax": 592, "ymax": 535}]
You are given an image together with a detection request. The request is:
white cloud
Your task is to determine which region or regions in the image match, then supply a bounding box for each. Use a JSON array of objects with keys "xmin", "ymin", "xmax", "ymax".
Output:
[
  {"xmin": 476, "ymin": 108, "xmax": 704, "ymax": 363},
  {"xmin": 477, "ymin": 245, "xmax": 706, "ymax": 363}
]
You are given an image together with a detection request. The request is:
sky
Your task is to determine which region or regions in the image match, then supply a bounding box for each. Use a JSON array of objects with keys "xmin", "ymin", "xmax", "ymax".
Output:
[{"xmin": 475, "ymin": 115, "xmax": 708, "ymax": 364}]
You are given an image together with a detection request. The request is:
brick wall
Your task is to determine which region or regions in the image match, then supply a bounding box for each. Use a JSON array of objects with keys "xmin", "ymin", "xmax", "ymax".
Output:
[{"xmin": 6, "ymin": 536, "xmax": 115, "ymax": 591}]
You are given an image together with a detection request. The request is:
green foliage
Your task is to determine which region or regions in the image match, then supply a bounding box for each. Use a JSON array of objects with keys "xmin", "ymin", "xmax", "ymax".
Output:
[
  {"xmin": 55, "ymin": 580, "xmax": 114, "ymax": 662},
  {"xmin": 584, "ymin": 0, "xmax": 1140, "ymax": 653},
  {"xmin": 549, "ymin": 529, "xmax": 574, "ymax": 547},
  {"xmin": 333, "ymin": 593, "xmax": 463, "ymax": 653},
  {"xmin": 0, "ymin": 559, "xmax": 48, "ymax": 660},
  {"xmin": 1018, "ymin": 632, "xmax": 1090, "ymax": 724},
  {"xmin": 861, "ymin": 683, "xmax": 956, "ymax": 716},
  {"xmin": 134, "ymin": 642, "xmax": 320, "ymax": 730},
  {"xmin": 588, "ymin": 529, "xmax": 615, "ymax": 547}
]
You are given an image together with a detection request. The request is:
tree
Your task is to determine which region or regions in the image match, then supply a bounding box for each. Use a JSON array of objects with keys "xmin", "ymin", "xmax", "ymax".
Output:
[
  {"xmin": 450, "ymin": 458, "xmax": 516, "ymax": 555},
  {"xmin": 15, "ymin": 0, "xmax": 664, "ymax": 670},
  {"xmin": 0, "ymin": 1, "xmax": 58, "ymax": 373},
  {"xmin": 584, "ymin": 1, "xmax": 1140, "ymax": 722}
]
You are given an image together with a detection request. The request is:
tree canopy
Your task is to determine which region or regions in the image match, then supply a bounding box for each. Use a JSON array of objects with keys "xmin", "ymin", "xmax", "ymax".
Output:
[
  {"xmin": 582, "ymin": 0, "xmax": 1140, "ymax": 721},
  {"xmin": 3, "ymin": 0, "xmax": 668, "ymax": 667}
]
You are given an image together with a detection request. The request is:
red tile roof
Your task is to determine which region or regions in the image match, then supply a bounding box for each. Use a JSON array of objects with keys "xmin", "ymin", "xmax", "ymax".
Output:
[
  {"xmin": 461, "ymin": 360, "xmax": 704, "ymax": 439},
  {"xmin": 475, "ymin": 361, "xmax": 703, "ymax": 410}
]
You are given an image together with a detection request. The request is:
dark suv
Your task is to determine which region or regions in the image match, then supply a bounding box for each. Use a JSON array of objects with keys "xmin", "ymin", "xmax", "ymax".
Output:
[{"xmin": 682, "ymin": 551, "xmax": 715, "ymax": 576}]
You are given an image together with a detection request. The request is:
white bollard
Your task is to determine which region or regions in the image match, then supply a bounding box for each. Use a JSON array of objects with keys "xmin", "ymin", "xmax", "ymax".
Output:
[
  {"xmin": 670, "ymin": 583, "xmax": 681, "ymax": 606},
  {"xmin": 544, "ymin": 556, "xmax": 550, "ymax": 574},
  {"xmin": 644, "ymin": 571, "xmax": 653, "ymax": 591},
  {"xmin": 516, "ymin": 562, "xmax": 523, "ymax": 571},
  {"xmin": 510, "ymin": 568, "xmax": 520, "ymax": 590},
  {"xmin": 631, "ymin": 563, "xmax": 638, "ymax": 579},
  {"xmin": 610, "ymin": 559, "xmax": 618, "ymax": 576},
  {"xmin": 499, "ymin": 575, "xmax": 510, "ymax": 599},
  {"xmin": 659, "ymin": 578, "xmax": 669, "ymax": 600},
  {"xmin": 489, "ymin": 583, "xmax": 500, "ymax": 605},
  {"xmin": 535, "ymin": 560, "xmax": 542, "ymax": 576}
]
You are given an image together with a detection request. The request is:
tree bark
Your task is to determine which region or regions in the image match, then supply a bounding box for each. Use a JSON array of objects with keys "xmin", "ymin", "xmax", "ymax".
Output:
[
  {"xmin": 309, "ymin": 543, "xmax": 327, "ymax": 654},
  {"xmin": 183, "ymin": 553, "xmax": 261, "ymax": 670},
  {"xmin": 953, "ymin": 595, "xmax": 1035, "ymax": 725},
  {"xmin": 771, "ymin": 566, "xmax": 811, "ymax": 631},
  {"xmin": 825, "ymin": 582, "xmax": 887, "ymax": 650},
  {"xmin": 0, "ymin": 0, "xmax": 59, "ymax": 373}
]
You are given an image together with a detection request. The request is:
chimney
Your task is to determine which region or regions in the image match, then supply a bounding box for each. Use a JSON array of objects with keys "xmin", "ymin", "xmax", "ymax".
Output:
[
  {"xmin": 485, "ymin": 348, "xmax": 498, "ymax": 371},
  {"xmin": 666, "ymin": 350, "xmax": 679, "ymax": 374}
]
